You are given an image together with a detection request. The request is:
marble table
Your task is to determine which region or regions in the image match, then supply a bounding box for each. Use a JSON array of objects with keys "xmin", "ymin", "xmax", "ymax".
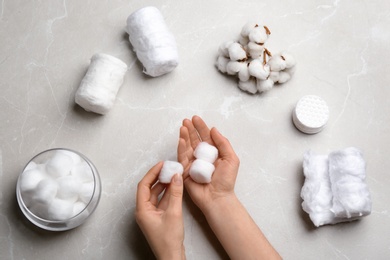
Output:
[{"xmin": 1, "ymin": 0, "xmax": 389, "ymax": 259}]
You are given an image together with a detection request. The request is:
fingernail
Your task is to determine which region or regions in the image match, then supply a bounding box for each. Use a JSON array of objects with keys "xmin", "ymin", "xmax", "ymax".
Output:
[{"xmin": 174, "ymin": 173, "xmax": 183, "ymax": 185}]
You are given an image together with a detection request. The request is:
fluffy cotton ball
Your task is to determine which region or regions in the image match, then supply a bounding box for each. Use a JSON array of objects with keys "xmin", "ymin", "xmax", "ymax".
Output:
[
  {"xmin": 189, "ymin": 159, "xmax": 215, "ymax": 184},
  {"xmin": 32, "ymin": 179, "xmax": 58, "ymax": 205},
  {"xmin": 241, "ymin": 22, "xmax": 258, "ymax": 37},
  {"xmin": 238, "ymin": 63, "xmax": 250, "ymax": 82},
  {"xmin": 20, "ymin": 165, "xmax": 47, "ymax": 193},
  {"xmin": 79, "ymin": 182, "xmax": 95, "ymax": 204},
  {"xmin": 60, "ymin": 150, "xmax": 82, "ymax": 164},
  {"xmin": 276, "ymin": 71, "xmax": 291, "ymax": 84},
  {"xmin": 238, "ymin": 36, "xmax": 249, "ymax": 46},
  {"xmin": 46, "ymin": 151, "xmax": 74, "ymax": 178},
  {"xmin": 228, "ymin": 42, "xmax": 247, "ymax": 61},
  {"xmin": 238, "ymin": 78, "xmax": 257, "ymax": 94},
  {"xmin": 256, "ymin": 78, "xmax": 274, "ymax": 93},
  {"xmin": 248, "ymin": 59, "xmax": 270, "ymax": 80},
  {"xmin": 24, "ymin": 161, "xmax": 37, "ymax": 172},
  {"xmin": 47, "ymin": 198, "xmax": 75, "ymax": 221},
  {"xmin": 57, "ymin": 175, "xmax": 83, "ymax": 203},
  {"xmin": 247, "ymin": 42, "xmax": 264, "ymax": 58},
  {"xmin": 280, "ymin": 51, "xmax": 296, "ymax": 68},
  {"xmin": 193, "ymin": 142, "xmax": 218, "ymax": 163},
  {"xmin": 216, "ymin": 56, "xmax": 230, "ymax": 74},
  {"xmin": 268, "ymin": 54, "xmax": 286, "ymax": 72},
  {"xmin": 218, "ymin": 41, "xmax": 234, "ymax": 57},
  {"xmin": 29, "ymin": 202, "xmax": 50, "ymax": 219},
  {"xmin": 71, "ymin": 161, "xmax": 94, "ymax": 183},
  {"xmin": 73, "ymin": 201, "xmax": 87, "ymax": 217},
  {"xmin": 249, "ymin": 26, "xmax": 268, "ymax": 44},
  {"xmin": 159, "ymin": 161, "xmax": 184, "ymax": 183},
  {"xmin": 226, "ymin": 61, "xmax": 246, "ymax": 75}
]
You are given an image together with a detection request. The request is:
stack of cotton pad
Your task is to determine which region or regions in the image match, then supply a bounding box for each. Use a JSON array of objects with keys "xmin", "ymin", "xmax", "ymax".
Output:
[
  {"xmin": 301, "ymin": 147, "xmax": 371, "ymax": 227},
  {"xmin": 159, "ymin": 161, "xmax": 183, "ymax": 183},
  {"xmin": 19, "ymin": 150, "xmax": 95, "ymax": 221},
  {"xmin": 189, "ymin": 142, "xmax": 218, "ymax": 183},
  {"xmin": 293, "ymin": 95, "xmax": 330, "ymax": 134},
  {"xmin": 126, "ymin": 6, "xmax": 179, "ymax": 77},
  {"xmin": 216, "ymin": 22, "xmax": 296, "ymax": 94}
]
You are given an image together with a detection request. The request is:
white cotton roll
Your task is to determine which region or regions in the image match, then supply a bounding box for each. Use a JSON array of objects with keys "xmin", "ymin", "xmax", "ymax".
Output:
[
  {"xmin": 75, "ymin": 53, "xmax": 128, "ymax": 115},
  {"xmin": 126, "ymin": 6, "xmax": 179, "ymax": 77},
  {"xmin": 216, "ymin": 56, "xmax": 230, "ymax": 74},
  {"xmin": 238, "ymin": 78, "xmax": 258, "ymax": 94},
  {"xmin": 248, "ymin": 59, "xmax": 270, "ymax": 80},
  {"xmin": 189, "ymin": 159, "xmax": 215, "ymax": 184},
  {"xmin": 228, "ymin": 42, "xmax": 247, "ymax": 61},
  {"xmin": 57, "ymin": 175, "xmax": 83, "ymax": 203},
  {"xmin": 32, "ymin": 179, "xmax": 58, "ymax": 205},
  {"xmin": 46, "ymin": 150, "xmax": 74, "ymax": 178},
  {"xmin": 47, "ymin": 198, "xmax": 75, "ymax": 221},
  {"xmin": 193, "ymin": 142, "xmax": 218, "ymax": 163},
  {"xmin": 159, "ymin": 161, "xmax": 184, "ymax": 183},
  {"xmin": 256, "ymin": 78, "xmax": 274, "ymax": 93}
]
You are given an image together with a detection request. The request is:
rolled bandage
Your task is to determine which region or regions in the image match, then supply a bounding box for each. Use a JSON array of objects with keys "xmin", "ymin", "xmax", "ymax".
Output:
[
  {"xmin": 75, "ymin": 53, "xmax": 127, "ymax": 115},
  {"xmin": 126, "ymin": 6, "xmax": 179, "ymax": 77},
  {"xmin": 189, "ymin": 142, "xmax": 218, "ymax": 183},
  {"xmin": 159, "ymin": 161, "xmax": 184, "ymax": 183}
]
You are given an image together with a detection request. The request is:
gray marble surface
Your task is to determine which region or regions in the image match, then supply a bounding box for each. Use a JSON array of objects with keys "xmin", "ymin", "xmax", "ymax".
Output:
[{"xmin": 1, "ymin": 0, "xmax": 390, "ymax": 259}]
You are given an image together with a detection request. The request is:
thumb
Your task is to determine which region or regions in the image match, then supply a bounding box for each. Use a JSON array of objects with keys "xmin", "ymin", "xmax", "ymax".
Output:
[{"xmin": 168, "ymin": 173, "xmax": 184, "ymax": 210}]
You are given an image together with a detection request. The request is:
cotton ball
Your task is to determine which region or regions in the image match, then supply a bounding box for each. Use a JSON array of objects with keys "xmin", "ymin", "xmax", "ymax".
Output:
[
  {"xmin": 57, "ymin": 175, "xmax": 83, "ymax": 203},
  {"xmin": 19, "ymin": 165, "xmax": 47, "ymax": 193},
  {"xmin": 268, "ymin": 54, "xmax": 286, "ymax": 72},
  {"xmin": 159, "ymin": 161, "xmax": 184, "ymax": 183},
  {"xmin": 29, "ymin": 202, "xmax": 50, "ymax": 219},
  {"xmin": 189, "ymin": 159, "xmax": 215, "ymax": 184},
  {"xmin": 238, "ymin": 63, "xmax": 250, "ymax": 82},
  {"xmin": 73, "ymin": 201, "xmax": 87, "ymax": 217},
  {"xmin": 247, "ymin": 42, "xmax": 264, "ymax": 58},
  {"xmin": 275, "ymin": 71, "xmax": 291, "ymax": 84},
  {"xmin": 238, "ymin": 78, "xmax": 257, "ymax": 94},
  {"xmin": 280, "ymin": 51, "xmax": 296, "ymax": 68},
  {"xmin": 249, "ymin": 26, "xmax": 268, "ymax": 44},
  {"xmin": 241, "ymin": 22, "xmax": 258, "ymax": 37},
  {"xmin": 32, "ymin": 179, "xmax": 58, "ymax": 205},
  {"xmin": 228, "ymin": 42, "xmax": 247, "ymax": 61},
  {"xmin": 71, "ymin": 161, "xmax": 94, "ymax": 183},
  {"xmin": 79, "ymin": 182, "xmax": 95, "ymax": 204},
  {"xmin": 216, "ymin": 56, "xmax": 230, "ymax": 74},
  {"xmin": 218, "ymin": 41, "xmax": 234, "ymax": 57},
  {"xmin": 268, "ymin": 71, "xmax": 280, "ymax": 83},
  {"xmin": 24, "ymin": 161, "xmax": 37, "ymax": 171},
  {"xmin": 248, "ymin": 59, "xmax": 270, "ymax": 80},
  {"xmin": 238, "ymin": 36, "xmax": 249, "ymax": 46},
  {"xmin": 193, "ymin": 142, "xmax": 218, "ymax": 163},
  {"xmin": 47, "ymin": 198, "xmax": 75, "ymax": 221},
  {"xmin": 226, "ymin": 61, "xmax": 246, "ymax": 75},
  {"xmin": 256, "ymin": 78, "xmax": 274, "ymax": 93},
  {"xmin": 46, "ymin": 151, "xmax": 74, "ymax": 178}
]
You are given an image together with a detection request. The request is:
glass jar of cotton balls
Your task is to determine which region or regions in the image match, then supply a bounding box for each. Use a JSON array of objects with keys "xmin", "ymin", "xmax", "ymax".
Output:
[{"xmin": 16, "ymin": 148, "xmax": 101, "ymax": 231}]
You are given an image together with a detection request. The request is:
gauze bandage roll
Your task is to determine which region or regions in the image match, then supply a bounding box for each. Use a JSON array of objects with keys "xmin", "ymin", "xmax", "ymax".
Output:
[
  {"xmin": 159, "ymin": 161, "xmax": 183, "ymax": 183},
  {"xmin": 189, "ymin": 142, "xmax": 218, "ymax": 184},
  {"xmin": 126, "ymin": 6, "xmax": 179, "ymax": 77},
  {"xmin": 75, "ymin": 53, "xmax": 127, "ymax": 115}
]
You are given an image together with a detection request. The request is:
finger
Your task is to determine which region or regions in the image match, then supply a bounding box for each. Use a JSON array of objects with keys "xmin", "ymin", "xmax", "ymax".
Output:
[
  {"xmin": 136, "ymin": 161, "xmax": 164, "ymax": 210},
  {"xmin": 150, "ymin": 182, "xmax": 166, "ymax": 206},
  {"xmin": 178, "ymin": 127, "xmax": 191, "ymax": 163},
  {"xmin": 183, "ymin": 118, "xmax": 201, "ymax": 149},
  {"xmin": 158, "ymin": 173, "xmax": 183, "ymax": 210},
  {"xmin": 192, "ymin": 115, "xmax": 213, "ymax": 144},
  {"xmin": 167, "ymin": 173, "xmax": 184, "ymax": 214},
  {"xmin": 210, "ymin": 127, "xmax": 239, "ymax": 164}
]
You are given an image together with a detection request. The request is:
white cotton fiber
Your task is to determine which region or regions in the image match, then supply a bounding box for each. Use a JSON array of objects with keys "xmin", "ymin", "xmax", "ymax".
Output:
[
  {"xmin": 46, "ymin": 150, "xmax": 76, "ymax": 178},
  {"xmin": 193, "ymin": 142, "xmax": 218, "ymax": 163},
  {"xmin": 238, "ymin": 78, "xmax": 258, "ymax": 94},
  {"xmin": 238, "ymin": 63, "xmax": 250, "ymax": 82},
  {"xmin": 32, "ymin": 179, "xmax": 58, "ymax": 205},
  {"xmin": 71, "ymin": 161, "xmax": 94, "ymax": 183},
  {"xmin": 329, "ymin": 148, "xmax": 371, "ymax": 218},
  {"xmin": 20, "ymin": 165, "xmax": 47, "ymax": 193},
  {"xmin": 226, "ymin": 61, "xmax": 245, "ymax": 75},
  {"xmin": 126, "ymin": 6, "xmax": 179, "ymax": 77},
  {"xmin": 79, "ymin": 182, "xmax": 95, "ymax": 204},
  {"xmin": 275, "ymin": 71, "xmax": 291, "ymax": 84},
  {"xmin": 228, "ymin": 42, "xmax": 247, "ymax": 61},
  {"xmin": 248, "ymin": 59, "xmax": 270, "ymax": 80},
  {"xmin": 247, "ymin": 42, "xmax": 264, "ymax": 58},
  {"xmin": 218, "ymin": 41, "xmax": 234, "ymax": 57},
  {"xmin": 47, "ymin": 198, "xmax": 74, "ymax": 221},
  {"xmin": 189, "ymin": 159, "xmax": 215, "ymax": 184},
  {"xmin": 73, "ymin": 201, "xmax": 87, "ymax": 217},
  {"xmin": 249, "ymin": 26, "xmax": 268, "ymax": 44},
  {"xmin": 216, "ymin": 56, "xmax": 230, "ymax": 74},
  {"xmin": 75, "ymin": 53, "xmax": 128, "ymax": 115},
  {"xmin": 57, "ymin": 175, "xmax": 83, "ymax": 203},
  {"xmin": 159, "ymin": 161, "xmax": 184, "ymax": 183},
  {"xmin": 256, "ymin": 78, "xmax": 274, "ymax": 93},
  {"xmin": 267, "ymin": 54, "xmax": 286, "ymax": 72},
  {"xmin": 240, "ymin": 22, "xmax": 258, "ymax": 37}
]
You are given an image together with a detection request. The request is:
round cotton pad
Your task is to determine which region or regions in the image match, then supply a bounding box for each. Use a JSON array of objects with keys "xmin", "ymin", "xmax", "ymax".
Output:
[{"xmin": 293, "ymin": 95, "xmax": 329, "ymax": 134}]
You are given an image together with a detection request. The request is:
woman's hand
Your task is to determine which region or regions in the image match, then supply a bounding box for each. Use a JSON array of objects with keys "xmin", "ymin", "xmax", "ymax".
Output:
[{"xmin": 135, "ymin": 162, "xmax": 185, "ymax": 260}]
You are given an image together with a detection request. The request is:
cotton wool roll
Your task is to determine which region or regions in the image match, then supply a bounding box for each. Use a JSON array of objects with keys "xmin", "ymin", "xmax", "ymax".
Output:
[
  {"xmin": 126, "ymin": 6, "xmax": 179, "ymax": 77},
  {"xmin": 75, "ymin": 53, "xmax": 127, "ymax": 115},
  {"xmin": 189, "ymin": 159, "xmax": 215, "ymax": 184},
  {"xmin": 238, "ymin": 78, "xmax": 258, "ymax": 94},
  {"xmin": 193, "ymin": 142, "xmax": 218, "ymax": 163},
  {"xmin": 159, "ymin": 161, "xmax": 184, "ymax": 183}
]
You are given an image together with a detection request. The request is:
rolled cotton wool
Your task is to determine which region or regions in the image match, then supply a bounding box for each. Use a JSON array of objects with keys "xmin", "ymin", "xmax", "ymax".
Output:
[
  {"xmin": 75, "ymin": 53, "xmax": 127, "ymax": 115},
  {"xmin": 126, "ymin": 6, "xmax": 179, "ymax": 77},
  {"xmin": 159, "ymin": 161, "xmax": 184, "ymax": 183}
]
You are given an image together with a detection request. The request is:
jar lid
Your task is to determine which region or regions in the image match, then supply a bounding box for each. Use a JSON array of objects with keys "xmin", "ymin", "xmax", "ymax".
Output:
[{"xmin": 292, "ymin": 95, "xmax": 329, "ymax": 134}]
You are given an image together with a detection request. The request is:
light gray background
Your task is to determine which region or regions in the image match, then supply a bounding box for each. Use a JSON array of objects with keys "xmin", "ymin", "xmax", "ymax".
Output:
[{"xmin": 1, "ymin": 0, "xmax": 389, "ymax": 259}]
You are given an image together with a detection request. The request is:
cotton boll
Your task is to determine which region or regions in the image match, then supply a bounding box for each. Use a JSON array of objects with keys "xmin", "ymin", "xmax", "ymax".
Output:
[
  {"xmin": 238, "ymin": 63, "xmax": 250, "ymax": 82},
  {"xmin": 193, "ymin": 142, "xmax": 218, "ymax": 163},
  {"xmin": 247, "ymin": 42, "xmax": 264, "ymax": 58},
  {"xmin": 46, "ymin": 151, "xmax": 74, "ymax": 178},
  {"xmin": 226, "ymin": 61, "xmax": 246, "ymax": 75},
  {"xmin": 280, "ymin": 51, "xmax": 296, "ymax": 68},
  {"xmin": 32, "ymin": 179, "xmax": 58, "ymax": 205},
  {"xmin": 159, "ymin": 161, "xmax": 184, "ymax": 183},
  {"xmin": 241, "ymin": 22, "xmax": 258, "ymax": 37},
  {"xmin": 228, "ymin": 42, "xmax": 247, "ymax": 61},
  {"xmin": 20, "ymin": 165, "xmax": 47, "ymax": 193},
  {"xmin": 79, "ymin": 182, "xmax": 95, "ymax": 204},
  {"xmin": 269, "ymin": 71, "xmax": 280, "ymax": 83},
  {"xmin": 47, "ymin": 198, "xmax": 74, "ymax": 221},
  {"xmin": 275, "ymin": 71, "xmax": 291, "ymax": 84},
  {"xmin": 189, "ymin": 159, "xmax": 215, "ymax": 184},
  {"xmin": 248, "ymin": 59, "xmax": 270, "ymax": 80},
  {"xmin": 216, "ymin": 56, "xmax": 230, "ymax": 74},
  {"xmin": 256, "ymin": 78, "xmax": 274, "ymax": 93},
  {"xmin": 72, "ymin": 201, "xmax": 87, "ymax": 217},
  {"xmin": 71, "ymin": 161, "xmax": 94, "ymax": 183},
  {"xmin": 238, "ymin": 36, "xmax": 249, "ymax": 46},
  {"xmin": 218, "ymin": 41, "xmax": 234, "ymax": 57},
  {"xmin": 238, "ymin": 78, "xmax": 257, "ymax": 94},
  {"xmin": 268, "ymin": 54, "xmax": 286, "ymax": 72},
  {"xmin": 249, "ymin": 26, "xmax": 268, "ymax": 44},
  {"xmin": 57, "ymin": 175, "xmax": 83, "ymax": 203}
]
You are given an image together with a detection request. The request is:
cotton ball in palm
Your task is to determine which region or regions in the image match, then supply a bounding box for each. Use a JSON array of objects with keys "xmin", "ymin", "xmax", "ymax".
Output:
[
  {"xmin": 159, "ymin": 161, "xmax": 184, "ymax": 183},
  {"xmin": 46, "ymin": 150, "xmax": 75, "ymax": 178},
  {"xmin": 189, "ymin": 159, "xmax": 215, "ymax": 184},
  {"xmin": 57, "ymin": 175, "xmax": 83, "ymax": 203},
  {"xmin": 216, "ymin": 56, "xmax": 230, "ymax": 74},
  {"xmin": 193, "ymin": 142, "xmax": 218, "ymax": 163},
  {"xmin": 238, "ymin": 78, "xmax": 258, "ymax": 94},
  {"xmin": 248, "ymin": 59, "xmax": 270, "ymax": 80},
  {"xmin": 228, "ymin": 42, "xmax": 247, "ymax": 61},
  {"xmin": 256, "ymin": 78, "xmax": 274, "ymax": 93},
  {"xmin": 47, "ymin": 198, "xmax": 74, "ymax": 221}
]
